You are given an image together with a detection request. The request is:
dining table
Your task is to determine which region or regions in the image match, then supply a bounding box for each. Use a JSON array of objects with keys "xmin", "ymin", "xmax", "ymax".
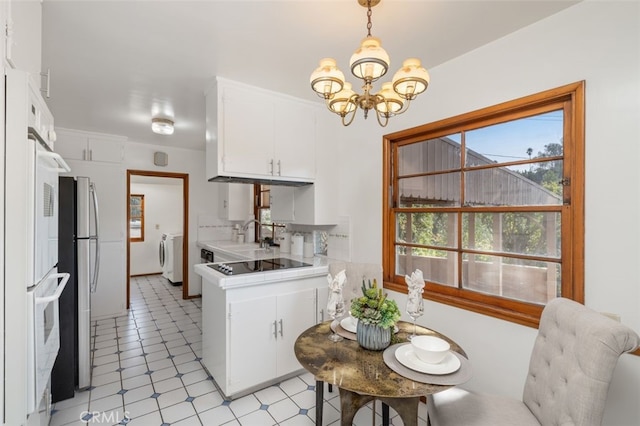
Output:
[{"xmin": 294, "ymin": 320, "xmax": 471, "ymax": 426}]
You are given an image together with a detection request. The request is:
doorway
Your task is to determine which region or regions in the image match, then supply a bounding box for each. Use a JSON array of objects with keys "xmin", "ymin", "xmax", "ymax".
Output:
[{"xmin": 126, "ymin": 170, "xmax": 190, "ymax": 308}]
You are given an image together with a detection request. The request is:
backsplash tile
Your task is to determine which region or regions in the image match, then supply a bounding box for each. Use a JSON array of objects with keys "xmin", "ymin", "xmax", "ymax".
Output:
[
  {"xmin": 197, "ymin": 215, "xmax": 234, "ymax": 241},
  {"xmin": 327, "ymin": 216, "xmax": 351, "ymax": 261}
]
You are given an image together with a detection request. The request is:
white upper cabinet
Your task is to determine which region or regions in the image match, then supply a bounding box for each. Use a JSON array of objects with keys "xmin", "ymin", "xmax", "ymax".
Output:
[
  {"xmin": 270, "ymin": 186, "xmax": 295, "ymax": 223},
  {"xmin": 3, "ymin": 0, "xmax": 42, "ymax": 88},
  {"xmin": 273, "ymin": 98, "xmax": 315, "ymax": 181},
  {"xmin": 269, "ymin": 110, "xmax": 339, "ymax": 225},
  {"xmin": 55, "ymin": 129, "xmax": 125, "ymax": 163},
  {"xmin": 217, "ymin": 182, "xmax": 252, "ymax": 221},
  {"xmin": 220, "ymin": 84, "xmax": 274, "ymax": 176},
  {"xmin": 207, "ymin": 77, "xmax": 316, "ymax": 184}
]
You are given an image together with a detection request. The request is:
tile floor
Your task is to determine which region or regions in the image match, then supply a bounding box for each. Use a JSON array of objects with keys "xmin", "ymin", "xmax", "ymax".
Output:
[{"xmin": 49, "ymin": 274, "xmax": 429, "ymax": 425}]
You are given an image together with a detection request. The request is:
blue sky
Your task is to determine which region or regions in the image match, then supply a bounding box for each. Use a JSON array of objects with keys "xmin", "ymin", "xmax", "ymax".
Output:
[{"xmin": 464, "ymin": 110, "xmax": 563, "ymax": 170}]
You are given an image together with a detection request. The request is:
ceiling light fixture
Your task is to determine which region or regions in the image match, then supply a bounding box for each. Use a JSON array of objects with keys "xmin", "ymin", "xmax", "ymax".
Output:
[
  {"xmin": 310, "ymin": 0, "xmax": 430, "ymax": 127},
  {"xmin": 151, "ymin": 117, "xmax": 174, "ymax": 135}
]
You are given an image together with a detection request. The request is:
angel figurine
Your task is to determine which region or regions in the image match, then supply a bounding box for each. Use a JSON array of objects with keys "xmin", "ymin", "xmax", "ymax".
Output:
[{"xmin": 327, "ymin": 269, "xmax": 346, "ymax": 342}]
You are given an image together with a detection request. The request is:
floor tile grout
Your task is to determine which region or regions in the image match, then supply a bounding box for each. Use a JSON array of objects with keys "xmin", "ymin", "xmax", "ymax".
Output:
[{"xmin": 50, "ymin": 274, "xmax": 427, "ymax": 425}]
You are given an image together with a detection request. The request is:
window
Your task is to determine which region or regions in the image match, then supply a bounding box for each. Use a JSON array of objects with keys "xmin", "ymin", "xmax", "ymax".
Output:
[
  {"xmin": 253, "ymin": 184, "xmax": 286, "ymax": 242},
  {"xmin": 383, "ymin": 82, "xmax": 584, "ymax": 327},
  {"xmin": 129, "ymin": 194, "xmax": 144, "ymax": 242}
]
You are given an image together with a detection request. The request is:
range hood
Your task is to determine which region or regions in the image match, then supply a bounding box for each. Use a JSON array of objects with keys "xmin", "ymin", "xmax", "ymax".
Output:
[{"xmin": 208, "ymin": 175, "xmax": 313, "ymax": 187}]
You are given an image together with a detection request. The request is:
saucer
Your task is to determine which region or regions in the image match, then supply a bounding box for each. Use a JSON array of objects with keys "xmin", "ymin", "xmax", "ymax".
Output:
[
  {"xmin": 394, "ymin": 344, "xmax": 461, "ymax": 375},
  {"xmin": 340, "ymin": 317, "xmax": 358, "ymax": 333}
]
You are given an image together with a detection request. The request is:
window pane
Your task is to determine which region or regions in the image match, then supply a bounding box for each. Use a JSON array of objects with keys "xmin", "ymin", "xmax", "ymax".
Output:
[
  {"xmin": 259, "ymin": 209, "xmax": 271, "ymax": 224},
  {"xmin": 130, "ymin": 219, "xmax": 141, "ymax": 239},
  {"xmin": 463, "ymin": 212, "xmax": 561, "ymax": 258},
  {"xmin": 465, "ymin": 110, "xmax": 563, "ymax": 167},
  {"xmin": 399, "ymin": 172, "xmax": 460, "ymax": 207},
  {"xmin": 464, "ymin": 163, "xmax": 563, "ymax": 206},
  {"xmin": 396, "ymin": 246, "xmax": 458, "ymax": 287},
  {"xmin": 130, "ymin": 206, "xmax": 141, "ymax": 217},
  {"xmin": 462, "ymin": 253, "xmax": 560, "ymax": 304},
  {"xmin": 396, "ymin": 212, "xmax": 457, "ymax": 248},
  {"xmin": 398, "ymin": 134, "xmax": 461, "ymax": 176}
]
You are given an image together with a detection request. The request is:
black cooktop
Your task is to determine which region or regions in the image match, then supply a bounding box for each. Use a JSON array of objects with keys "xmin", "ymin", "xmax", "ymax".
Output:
[{"xmin": 207, "ymin": 257, "xmax": 312, "ymax": 276}]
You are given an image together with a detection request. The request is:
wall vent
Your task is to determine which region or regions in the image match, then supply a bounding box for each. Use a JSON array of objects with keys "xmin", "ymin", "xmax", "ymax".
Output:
[{"xmin": 154, "ymin": 151, "xmax": 168, "ymax": 167}]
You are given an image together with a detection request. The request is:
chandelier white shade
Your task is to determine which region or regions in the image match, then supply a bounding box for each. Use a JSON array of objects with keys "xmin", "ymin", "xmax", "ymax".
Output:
[
  {"xmin": 310, "ymin": 0, "xmax": 430, "ymax": 127},
  {"xmin": 349, "ymin": 36, "xmax": 389, "ymax": 81},
  {"xmin": 151, "ymin": 117, "xmax": 174, "ymax": 135}
]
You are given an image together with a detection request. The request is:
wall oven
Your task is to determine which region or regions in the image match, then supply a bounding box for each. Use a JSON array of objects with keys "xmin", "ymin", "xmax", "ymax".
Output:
[
  {"xmin": 26, "ymin": 271, "xmax": 69, "ymax": 414},
  {"xmin": 25, "ymin": 76, "xmax": 71, "ymax": 416},
  {"xmin": 4, "ymin": 68, "xmax": 71, "ymax": 423}
]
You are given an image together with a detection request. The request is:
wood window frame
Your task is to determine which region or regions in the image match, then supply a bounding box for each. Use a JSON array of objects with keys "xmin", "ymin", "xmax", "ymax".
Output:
[
  {"xmin": 130, "ymin": 194, "xmax": 144, "ymax": 242},
  {"xmin": 382, "ymin": 81, "xmax": 585, "ymax": 328},
  {"xmin": 253, "ymin": 184, "xmax": 286, "ymax": 242}
]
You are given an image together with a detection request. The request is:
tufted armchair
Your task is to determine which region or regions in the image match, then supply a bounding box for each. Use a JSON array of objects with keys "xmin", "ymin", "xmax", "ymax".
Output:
[{"xmin": 427, "ymin": 297, "xmax": 640, "ymax": 426}]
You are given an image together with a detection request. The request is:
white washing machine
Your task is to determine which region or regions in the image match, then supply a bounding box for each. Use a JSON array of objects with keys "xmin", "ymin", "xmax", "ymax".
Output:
[{"xmin": 159, "ymin": 233, "xmax": 183, "ymax": 285}]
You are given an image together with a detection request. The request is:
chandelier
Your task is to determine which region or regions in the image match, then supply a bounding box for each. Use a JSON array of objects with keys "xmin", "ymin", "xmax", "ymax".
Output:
[{"xmin": 310, "ymin": 0, "xmax": 430, "ymax": 127}]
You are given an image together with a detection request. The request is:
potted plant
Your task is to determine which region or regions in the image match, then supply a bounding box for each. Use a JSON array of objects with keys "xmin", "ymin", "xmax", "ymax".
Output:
[{"xmin": 350, "ymin": 279, "xmax": 401, "ymax": 350}]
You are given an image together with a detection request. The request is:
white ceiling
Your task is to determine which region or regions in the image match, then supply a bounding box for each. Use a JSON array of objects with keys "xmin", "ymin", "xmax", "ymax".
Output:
[{"xmin": 41, "ymin": 0, "xmax": 579, "ymax": 151}]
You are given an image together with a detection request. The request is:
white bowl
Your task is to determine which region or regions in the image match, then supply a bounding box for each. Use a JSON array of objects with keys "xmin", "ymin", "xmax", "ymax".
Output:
[{"xmin": 411, "ymin": 335, "xmax": 450, "ymax": 364}]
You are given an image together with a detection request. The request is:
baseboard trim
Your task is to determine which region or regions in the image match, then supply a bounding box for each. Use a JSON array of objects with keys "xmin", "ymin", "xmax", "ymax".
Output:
[{"xmin": 130, "ymin": 272, "xmax": 163, "ymax": 277}]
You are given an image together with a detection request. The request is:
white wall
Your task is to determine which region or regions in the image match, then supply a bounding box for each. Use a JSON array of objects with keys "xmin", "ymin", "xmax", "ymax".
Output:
[
  {"xmin": 130, "ymin": 181, "xmax": 183, "ymax": 276},
  {"xmin": 335, "ymin": 1, "xmax": 640, "ymax": 424},
  {"xmin": 125, "ymin": 142, "xmax": 218, "ymax": 296}
]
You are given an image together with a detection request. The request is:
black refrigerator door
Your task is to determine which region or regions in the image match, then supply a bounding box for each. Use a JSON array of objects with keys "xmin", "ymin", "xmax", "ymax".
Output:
[{"xmin": 51, "ymin": 176, "xmax": 78, "ymax": 402}]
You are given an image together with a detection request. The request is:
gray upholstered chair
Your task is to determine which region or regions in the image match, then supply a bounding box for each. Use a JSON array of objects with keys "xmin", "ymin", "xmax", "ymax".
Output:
[{"xmin": 427, "ymin": 297, "xmax": 640, "ymax": 426}]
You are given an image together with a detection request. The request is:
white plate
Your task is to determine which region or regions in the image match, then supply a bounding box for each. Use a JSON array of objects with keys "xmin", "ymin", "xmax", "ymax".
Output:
[
  {"xmin": 394, "ymin": 345, "xmax": 461, "ymax": 375},
  {"xmin": 340, "ymin": 317, "xmax": 358, "ymax": 333}
]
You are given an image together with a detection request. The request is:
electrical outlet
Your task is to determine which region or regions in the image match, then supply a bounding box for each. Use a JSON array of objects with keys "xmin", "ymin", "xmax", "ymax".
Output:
[{"xmin": 155, "ymin": 224, "xmax": 160, "ymax": 230}]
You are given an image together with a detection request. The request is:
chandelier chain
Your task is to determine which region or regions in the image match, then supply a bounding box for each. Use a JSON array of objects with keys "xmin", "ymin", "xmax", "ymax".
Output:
[{"xmin": 366, "ymin": 0, "xmax": 373, "ymax": 37}]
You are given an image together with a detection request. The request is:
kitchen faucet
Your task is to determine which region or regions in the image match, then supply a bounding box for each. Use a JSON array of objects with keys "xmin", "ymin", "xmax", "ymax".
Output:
[{"xmin": 242, "ymin": 219, "xmax": 265, "ymax": 247}]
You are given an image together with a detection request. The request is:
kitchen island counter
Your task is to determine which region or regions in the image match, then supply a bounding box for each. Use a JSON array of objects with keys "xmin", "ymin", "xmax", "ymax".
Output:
[
  {"xmin": 194, "ymin": 259, "xmax": 329, "ymax": 289},
  {"xmin": 195, "ymin": 248, "xmax": 332, "ymax": 399},
  {"xmin": 195, "ymin": 239, "xmax": 331, "ymax": 289}
]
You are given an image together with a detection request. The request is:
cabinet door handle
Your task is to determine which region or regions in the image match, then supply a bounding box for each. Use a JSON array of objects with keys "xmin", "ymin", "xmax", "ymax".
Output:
[
  {"xmin": 273, "ymin": 320, "xmax": 278, "ymax": 339},
  {"xmin": 279, "ymin": 319, "xmax": 284, "ymax": 337},
  {"xmin": 223, "ymin": 200, "xmax": 228, "ymax": 208},
  {"xmin": 277, "ymin": 160, "xmax": 281, "ymax": 176},
  {"xmin": 320, "ymin": 308, "xmax": 324, "ymax": 323},
  {"xmin": 269, "ymin": 159, "xmax": 274, "ymax": 175},
  {"xmin": 83, "ymin": 149, "xmax": 87, "ymax": 161},
  {"xmin": 89, "ymin": 149, "xmax": 93, "ymax": 161}
]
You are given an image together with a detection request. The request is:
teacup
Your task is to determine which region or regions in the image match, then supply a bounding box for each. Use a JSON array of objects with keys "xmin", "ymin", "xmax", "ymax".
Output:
[{"xmin": 411, "ymin": 335, "xmax": 450, "ymax": 364}]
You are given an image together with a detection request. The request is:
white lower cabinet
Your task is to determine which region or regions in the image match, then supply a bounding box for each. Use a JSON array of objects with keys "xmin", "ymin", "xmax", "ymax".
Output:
[
  {"xmin": 201, "ymin": 274, "xmax": 324, "ymax": 399},
  {"xmin": 228, "ymin": 289, "xmax": 315, "ymax": 395},
  {"xmin": 316, "ymin": 286, "xmax": 330, "ymax": 324}
]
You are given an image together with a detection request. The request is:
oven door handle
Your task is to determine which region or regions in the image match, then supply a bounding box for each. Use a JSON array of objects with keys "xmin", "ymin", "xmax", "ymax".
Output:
[
  {"xmin": 36, "ymin": 150, "xmax": 71, "ymax": 173},
  {"xmin": 35, "ymin": 273, "xmax": 70, "ymax": 305}
]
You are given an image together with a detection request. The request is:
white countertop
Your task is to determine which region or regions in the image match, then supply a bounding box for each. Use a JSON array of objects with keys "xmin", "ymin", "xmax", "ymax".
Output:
[{"xmin": 195, "ymin": 240, "xmax": 331, "ymax": 289}]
